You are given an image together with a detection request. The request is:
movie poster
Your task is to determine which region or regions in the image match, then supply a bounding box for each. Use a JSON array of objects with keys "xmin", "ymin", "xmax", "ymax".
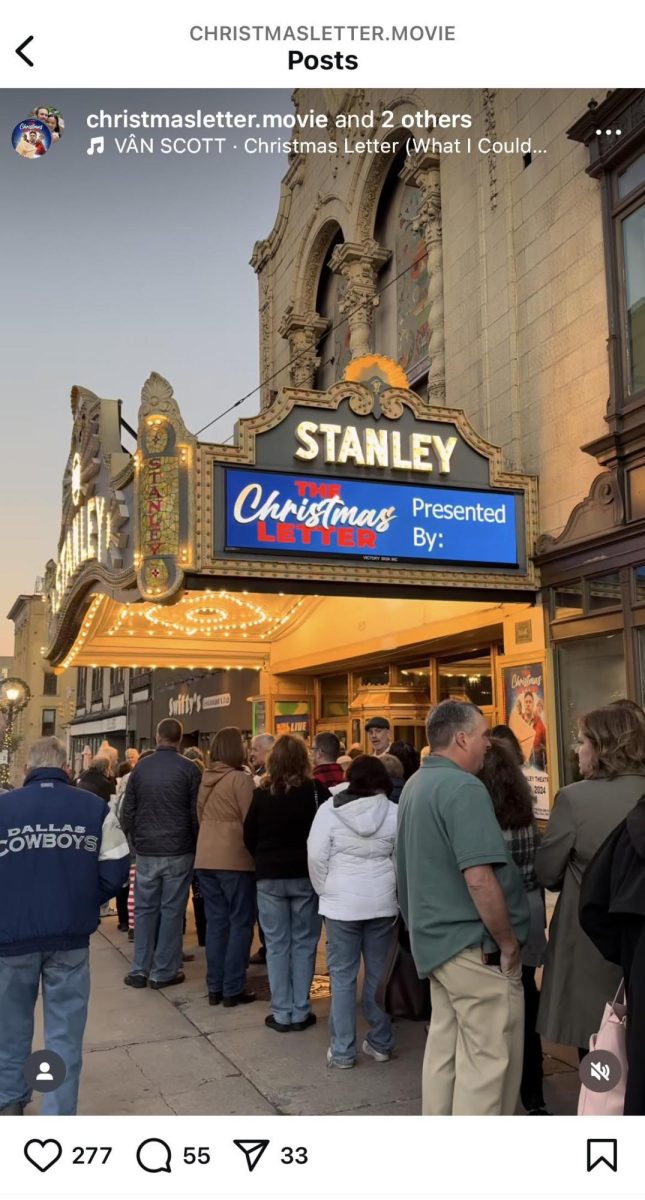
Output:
[
  {"xmin": 274, "ymin": 700, "xmax": 311, "ymax": 740},
  {"xmin": 502, "ymin": 661, "xmax": 550, "ymax": 821}
]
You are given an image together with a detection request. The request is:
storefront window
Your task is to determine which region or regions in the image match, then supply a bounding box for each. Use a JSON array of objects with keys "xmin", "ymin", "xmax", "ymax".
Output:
[
  {"xmin": 622, "ymin": 203, "xmax": 645, "ymax": 395},
  {"xmin": 618, "ymin": 152, "xmax": 645, "ymax": 200},
  {"xmin": 553, "ymin": 581, "xmax": 583, "ymax": 620},
  {"xmin": 399, "ymin": 663, "xmax": 431, "ymax": 701},
  {"xmin": 319, "ymin": 673, "xmax": 349, "ymax": 718},
  {"xmin": 587, "ymin": 571, "xmax": 622, "ymax": 611},
  {"xmin": 556, "ymin": 634, "xmax": 626, "ymax": 784},
  {"xmin": 635, "ymin": 566, "xmax": 645, "ymax": 603},
  {"xmin": 438, "ymin": 653, "xmax": 493, "ymax": 707},
  {"xmin": 358, "ymin": 666, "xmax": 390, "ymax": 689}
]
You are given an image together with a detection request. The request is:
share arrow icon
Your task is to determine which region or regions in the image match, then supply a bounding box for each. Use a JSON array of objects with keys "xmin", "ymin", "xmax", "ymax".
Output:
[{"xmin": 233, "ymin": 1139, "xmax": 270, "ymax": 1173}]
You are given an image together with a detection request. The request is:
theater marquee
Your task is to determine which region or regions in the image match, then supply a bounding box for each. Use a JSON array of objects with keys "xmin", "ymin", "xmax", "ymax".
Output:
[
  {"xmin": 204, "ymin": 355, "xmax": 538, "ymax": 591},
  {"xmin": 45, "ymin": 357, "xmax": 538, "ymax": 670}
]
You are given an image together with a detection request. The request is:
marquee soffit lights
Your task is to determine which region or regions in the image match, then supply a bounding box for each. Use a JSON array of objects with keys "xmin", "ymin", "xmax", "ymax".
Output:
[{"xmin": 60, "ymin": 590, "xmax": 308, "ymax": 670}]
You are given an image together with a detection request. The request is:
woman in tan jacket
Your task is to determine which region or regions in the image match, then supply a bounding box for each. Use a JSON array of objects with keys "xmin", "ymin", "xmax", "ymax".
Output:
[{"xmin": 195, "ymin": 727, "xmax": 256, "ymax": 1008}]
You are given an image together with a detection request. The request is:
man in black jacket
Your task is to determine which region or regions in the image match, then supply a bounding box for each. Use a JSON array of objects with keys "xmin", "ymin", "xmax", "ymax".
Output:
[{"xmin": 120, "ymin": 718, "xmax": 200, "ymax": 989}]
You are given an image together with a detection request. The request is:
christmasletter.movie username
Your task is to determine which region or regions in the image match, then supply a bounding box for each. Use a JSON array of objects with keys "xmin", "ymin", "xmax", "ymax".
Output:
[{"xmin": 85, "ymin": 109, "xmax": 537, "ymax": 157}]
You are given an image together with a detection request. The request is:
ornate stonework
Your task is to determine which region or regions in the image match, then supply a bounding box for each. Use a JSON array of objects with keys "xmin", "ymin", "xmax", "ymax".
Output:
[
  {"xmin": 482, "ymin": 89, "xmax": 499, "ymax": 212},
  {"xmin": 278, "ymin": 307, "xmax": 330, "ymax": 388},
  {"xmin": 401, "ymin": 152, "xmax": 445, "ymax": 404},
  {"xmin": 328, "ymin": 239, "xmax": 391, "ymax": 359}
]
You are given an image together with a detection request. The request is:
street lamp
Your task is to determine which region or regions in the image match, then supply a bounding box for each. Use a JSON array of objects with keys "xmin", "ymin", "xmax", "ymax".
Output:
[{"xmin": 0, "ymin": 677, "xmax": 31, "ymax": 789}]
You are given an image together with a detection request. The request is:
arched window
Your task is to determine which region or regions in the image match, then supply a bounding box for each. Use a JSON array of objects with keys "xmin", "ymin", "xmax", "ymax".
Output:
[
  {"xmin": 374, "ymin": 146, "xmax": 430, "ymax": 387},
  {"xmin": 315, "ymin": 229, "xmax": 351, "ymax": 391}
]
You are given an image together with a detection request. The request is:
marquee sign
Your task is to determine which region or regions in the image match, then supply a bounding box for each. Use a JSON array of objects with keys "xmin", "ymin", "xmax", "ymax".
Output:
[
  {"xmin": 135, "ymin": 374, "xmax": 196, "ymax": 602},
  {"xmin": 48, "ymin": 386, "xmax": 133, "ymax": 622},
  {"xmin": 206, "ymin": 355, "xmax": 538, "ymax": 590},
  {"xmin": 224, "ymin": 468, "xmax": 520, "ymax": 567}
]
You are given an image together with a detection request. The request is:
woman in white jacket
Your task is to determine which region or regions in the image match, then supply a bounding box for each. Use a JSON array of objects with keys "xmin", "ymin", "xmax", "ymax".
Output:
[{"xmin": 307, "ymin": 755, "xmax": 398, "ymax": 1069}]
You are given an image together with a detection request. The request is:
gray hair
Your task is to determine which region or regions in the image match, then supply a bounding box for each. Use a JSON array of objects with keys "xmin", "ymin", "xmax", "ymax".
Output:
[
  {"xmin": 379, "ymin": 753, "xmax": 404, "ymax": 780},
  {"xmin": 427, "ymin": 701, "xmax": 482, "ymax": 749},
  {"xmin": 27, "ymin": 736, "xmax": 67, "ymax": 771},
  {"xmin": 252, "ymin": 734, "xmax": 275, "ymax": 751}
]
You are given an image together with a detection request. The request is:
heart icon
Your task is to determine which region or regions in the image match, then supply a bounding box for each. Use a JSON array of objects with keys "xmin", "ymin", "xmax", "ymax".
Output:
[{"xmin": 24, "ymin": 1139, "xmax": 63, "ymax": 1173}]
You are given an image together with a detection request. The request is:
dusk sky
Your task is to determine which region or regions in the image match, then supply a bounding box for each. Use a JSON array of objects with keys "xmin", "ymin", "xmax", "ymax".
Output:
[{"xmin": 0, "ymin": 89, "xmax": 292, "ymax": 654}]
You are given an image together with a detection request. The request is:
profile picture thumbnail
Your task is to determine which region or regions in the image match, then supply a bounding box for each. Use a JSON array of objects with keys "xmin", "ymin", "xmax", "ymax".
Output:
[
  {"xmin": 12, "ymin": 119, "xmax": 51, "ymax": 159},
  {"xmin": 31, "ymin": 105, "xmax": 64, "ymax": 143}
]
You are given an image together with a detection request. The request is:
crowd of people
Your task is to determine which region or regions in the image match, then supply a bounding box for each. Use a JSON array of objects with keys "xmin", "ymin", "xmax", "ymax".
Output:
[{"xmin": 1, "ymin": 701, "xmax": 644, "ymax": 1117}]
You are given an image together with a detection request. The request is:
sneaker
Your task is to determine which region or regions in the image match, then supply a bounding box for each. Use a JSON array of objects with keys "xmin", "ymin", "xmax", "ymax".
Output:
[
  {"xmin": 326, "ymin": 1048, "xmax": 355, "ymax": 1069},
  {"xmin": 149, "ymin": 971, "xmax": 185, "ymax": 989},
  {"xmin": 265, "ymin": 1014, "xmax": 292, "ymax": 1033},
  {"xmin": 124, "ymin": 973, "xmax": 147, "ymax": 989},
  {"xmin": 127, "ymin": 929, "xmax": 134, "ymax": 942},
  {"xmin": 362, "ymin": 1039, "xmax": 391, "ymax": 1063},
  {"xmin": 291, "ymin": 1012, "xmax": 317, "ymax": 1031},
  {"xmin": 223, "ymin": 991, "xmax": 256, "ymax": 1007}
]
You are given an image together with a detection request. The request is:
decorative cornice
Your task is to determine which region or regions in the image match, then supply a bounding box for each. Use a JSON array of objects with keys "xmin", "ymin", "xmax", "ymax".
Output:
[
  {"xmin": 567, "ymin": 89, "xmax": 645, "ymax": 177},
  {"xmin": 535, "ymin": 470, "xmax": 624, "ymax": 559}
]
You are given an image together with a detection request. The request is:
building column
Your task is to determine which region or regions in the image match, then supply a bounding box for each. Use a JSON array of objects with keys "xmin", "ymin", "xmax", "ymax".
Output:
[
  {"xmin": 400, "ymin": 153, "xmax": 445, "ymax": 404},
  {"xmin": 278, "ymin": 308, "xmax": 329, "ymax": 388},
  {"xmin": 328, "ymin": 240, "xmax": 390, "ymax": 360}
]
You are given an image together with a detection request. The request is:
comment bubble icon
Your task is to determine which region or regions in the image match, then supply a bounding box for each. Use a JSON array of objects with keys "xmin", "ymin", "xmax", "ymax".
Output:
[{"xmin": 136, "ymin": 1138, "xmax": 172, "ymax": 1174}]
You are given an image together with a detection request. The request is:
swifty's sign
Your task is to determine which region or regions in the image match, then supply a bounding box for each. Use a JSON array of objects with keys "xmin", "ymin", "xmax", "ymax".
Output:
[{"xmin": 209, "ymin": 355, "xmax": 538, "ymax": 590}]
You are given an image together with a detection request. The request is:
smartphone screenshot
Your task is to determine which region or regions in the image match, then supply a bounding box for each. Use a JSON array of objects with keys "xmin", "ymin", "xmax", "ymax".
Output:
[{"xmin": 1, "ymin": 1, "xmax": 644, "ymax": 1197}]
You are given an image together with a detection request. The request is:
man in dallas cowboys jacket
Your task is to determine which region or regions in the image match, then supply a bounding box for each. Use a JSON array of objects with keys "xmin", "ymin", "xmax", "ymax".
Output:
[{"xmin": 0, "ymin": 736, "xmax": 130, "ymax": 1115}]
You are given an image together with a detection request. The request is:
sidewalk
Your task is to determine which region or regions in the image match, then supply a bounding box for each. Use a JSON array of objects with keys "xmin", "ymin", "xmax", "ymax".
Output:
[{"xmin": 33, "ymin": 915, "xmax": 580, "ymax": 1116}]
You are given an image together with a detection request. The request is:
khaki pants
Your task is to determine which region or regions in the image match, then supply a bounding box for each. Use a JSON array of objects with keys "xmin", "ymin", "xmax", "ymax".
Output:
[{"xmin": 422, "ymin": 946, "xmax": 524, "ymax": 1115}]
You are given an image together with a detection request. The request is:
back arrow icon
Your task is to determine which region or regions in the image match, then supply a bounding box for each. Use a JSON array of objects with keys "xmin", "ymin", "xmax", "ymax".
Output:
[{"xmin": 16, "ymin": 35, "xmax": 34, "ymax": 66}]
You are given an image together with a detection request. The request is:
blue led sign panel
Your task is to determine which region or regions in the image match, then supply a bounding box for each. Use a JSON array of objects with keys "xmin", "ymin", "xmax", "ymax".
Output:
[{"xmin": 224, "ymin": 469, "xmax": 520, "ymax": 567}]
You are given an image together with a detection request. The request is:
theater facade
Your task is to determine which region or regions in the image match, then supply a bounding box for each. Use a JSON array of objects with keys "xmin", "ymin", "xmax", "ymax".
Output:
[
  {"xmin": 43, "ymin": 88, "xmax": 645, "ymax": 813},
  {"xmin": 44, "ymin": 358, "xmax": 552, "ymax": 809}
]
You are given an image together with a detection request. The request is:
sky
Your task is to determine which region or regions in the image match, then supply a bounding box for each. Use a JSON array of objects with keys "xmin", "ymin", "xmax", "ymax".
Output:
[{"xmin": 0, "ymin": 88, "xmax": 293, "ymax": 654}]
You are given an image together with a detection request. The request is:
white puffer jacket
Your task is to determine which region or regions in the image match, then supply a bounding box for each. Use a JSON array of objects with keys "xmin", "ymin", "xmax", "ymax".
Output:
[{"xmin": 307, "ymin": 789, "xmax": 398, "ymax": 920}]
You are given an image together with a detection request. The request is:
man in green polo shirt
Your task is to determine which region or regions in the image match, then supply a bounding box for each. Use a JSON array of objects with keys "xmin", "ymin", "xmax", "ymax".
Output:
[{"xmin": 397, "ymin": 700, "xmax": 529, "ymax": 1115}]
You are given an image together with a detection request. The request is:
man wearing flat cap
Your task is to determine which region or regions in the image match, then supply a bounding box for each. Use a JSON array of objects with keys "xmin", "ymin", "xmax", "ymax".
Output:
[{"xmin": 365, "ymin": 716, "xmax": 391, "ymax": 756}]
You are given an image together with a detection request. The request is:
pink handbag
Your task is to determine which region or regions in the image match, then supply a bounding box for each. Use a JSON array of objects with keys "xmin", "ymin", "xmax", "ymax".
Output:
[{"xmin": 577, "ymin": 981, "xmax": 627, "ymax": 1115}]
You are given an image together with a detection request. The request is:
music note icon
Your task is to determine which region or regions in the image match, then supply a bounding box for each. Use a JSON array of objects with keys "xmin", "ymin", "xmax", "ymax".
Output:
[{"xmin": 86, "ymin": 136, "xmax": 104, "ymax": 156}]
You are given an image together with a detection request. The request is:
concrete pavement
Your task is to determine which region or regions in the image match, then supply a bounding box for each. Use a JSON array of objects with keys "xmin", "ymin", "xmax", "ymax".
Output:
[{"xmin": 30, "ymin": 913, "xmax": 580, "ymax": 1116}]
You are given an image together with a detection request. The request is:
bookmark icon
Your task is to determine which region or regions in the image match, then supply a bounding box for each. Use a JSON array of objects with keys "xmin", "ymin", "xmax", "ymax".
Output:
[{"xmin": 87, "ymin": 136, "xmax": 104, "ymax": 155}]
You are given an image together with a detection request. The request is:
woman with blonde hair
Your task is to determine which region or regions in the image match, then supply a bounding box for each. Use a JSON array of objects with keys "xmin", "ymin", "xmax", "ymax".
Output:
[
  {"xmin": 243, "ymin": 734, "xmax": 328, "ymax": 1032},
  {"xmin": 536, "ymin": 703, "xmax": 645, "ymax": 1054},
  {"xmin": 196, "ymin": 727, "xmax": 256, "ymax": 1007}
]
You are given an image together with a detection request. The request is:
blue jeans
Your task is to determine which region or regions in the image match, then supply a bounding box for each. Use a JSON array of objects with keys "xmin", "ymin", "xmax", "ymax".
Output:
[
  {"xmin": 325, "ymin": 916, "xmax": 395, "ymax": 1065},
  {"xmin": 197, "ymin": 869, "xmax": 255, "ymax": 996},
  {"xmin": 257, "ymin": 878, "xmax": 321, "ymax": 1024},
  {"xmin": 131, "ymin": 853, "xmax": 194, "ymax": 982},
  {"xmin": 0, "ymin": 947, "xmax": 90, "ymax": 1115}
]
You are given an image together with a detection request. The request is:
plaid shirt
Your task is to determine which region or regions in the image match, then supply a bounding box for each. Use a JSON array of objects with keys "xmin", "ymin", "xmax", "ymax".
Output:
[{"xmin": 502, "ymin": 823, "xmax": 540, "ymax": 892}]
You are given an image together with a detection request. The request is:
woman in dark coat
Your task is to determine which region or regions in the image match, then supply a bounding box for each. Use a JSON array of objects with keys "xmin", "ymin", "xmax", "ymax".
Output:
[
  {"xmin": 536, "ymin": 705, "xmax": 645, "ymax": 1053},
  {"xmin": 479, "ymin": 738, "xmax": 547, "ymax": 1114},
  {"xmin": 580, "ymin": 796, "xmax": 645, "ymax": 1114}
]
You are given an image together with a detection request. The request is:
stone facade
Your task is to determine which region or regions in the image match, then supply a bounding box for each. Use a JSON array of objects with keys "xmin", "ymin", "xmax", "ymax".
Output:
[
  {"xmin": 252, "ymin": 88, "xmax": 609, "ymax": 541},
  {"xmin": 8, "ymin": 593, "xmax": 75, "ymax": 782}
]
